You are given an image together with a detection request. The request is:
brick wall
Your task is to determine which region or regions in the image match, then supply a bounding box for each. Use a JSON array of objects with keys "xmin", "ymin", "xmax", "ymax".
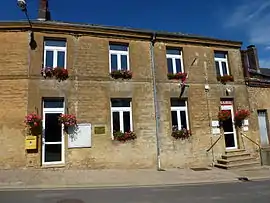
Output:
[
  {"xmin": 0, "ymin": 27, "xmax": 258, "ymax": 169},
  {"xmin": 0, "ymin": 32, "xmax": 29, "ymax": 168}
]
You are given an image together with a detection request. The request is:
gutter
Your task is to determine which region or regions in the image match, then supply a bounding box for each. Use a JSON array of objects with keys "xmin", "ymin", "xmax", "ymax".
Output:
[{"xmin": 150, "ymin": 33, "xmax": 162, "ymax": 171}]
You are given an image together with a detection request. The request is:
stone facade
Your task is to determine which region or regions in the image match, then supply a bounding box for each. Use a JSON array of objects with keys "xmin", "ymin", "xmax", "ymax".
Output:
[{"xmin": 0, "ymin": 21, "xmax": 261, "ymax": 169}]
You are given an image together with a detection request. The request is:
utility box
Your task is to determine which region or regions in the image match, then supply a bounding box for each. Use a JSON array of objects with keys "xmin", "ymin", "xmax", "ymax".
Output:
[{"xmin": 25, "ymin": 136, "xmax": 37, "ymax": 150}]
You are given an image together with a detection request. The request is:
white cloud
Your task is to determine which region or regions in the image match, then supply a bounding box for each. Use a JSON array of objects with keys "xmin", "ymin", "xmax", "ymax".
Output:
[
  {"xmin": 265, "ymin": 46, "xmax": 270, "ymax": 50},
  {"xmin": 224, "ymin": 0, "xmax": 270, "ymax": 47}
]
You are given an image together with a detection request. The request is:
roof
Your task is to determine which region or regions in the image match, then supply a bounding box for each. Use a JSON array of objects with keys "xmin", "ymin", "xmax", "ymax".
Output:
[
  {"xmin": 260, "ymin": 68, "xmax": 270, "ymax": 76},
  {"xmin": 0, "ymin": 20, "xmax": 243, "ymax": 48}
]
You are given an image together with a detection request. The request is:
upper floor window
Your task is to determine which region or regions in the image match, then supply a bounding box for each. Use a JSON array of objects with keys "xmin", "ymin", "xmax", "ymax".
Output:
[
  {"xmin": 166, "ymin": 48, "xmax": 184, "ymax": 74},
  {"xmin": 214, "ymin": 51, "xmax": 229, "ymax": 76},
  {"xmin": 44, "ymin": 39, "xmax": 67, "ymax": 68},
  {"xmin": 170, "ymin": 98, "xmax": 189, "ymax": 130},
  {"xmin": 111, "ymin": 98, "xmax": 133, "ymax": 137},
  {"xmin": 109, "ymin": 44, "xmax": 129, "ymax": 72}
]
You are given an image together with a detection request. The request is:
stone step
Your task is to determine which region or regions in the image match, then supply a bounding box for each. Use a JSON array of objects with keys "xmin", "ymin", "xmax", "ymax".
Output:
[
  {"xmin": 214, "ymin": 161, "xmax": 261, "ymax": 170},
  {"xmin": 222, "ymin": 153, "xmax": 251, "ymax": 160},
  {"xmin": 217, "ymin": 157, "xmax": 257, "ymax": 165},
  {"xmin": 225, "ymin": 149, "xmax": 247, "ymax": 156}
]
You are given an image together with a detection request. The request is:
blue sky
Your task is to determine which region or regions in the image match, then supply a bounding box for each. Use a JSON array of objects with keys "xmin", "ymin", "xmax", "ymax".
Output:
[{"xmin": 2, "ymin": 0, "xmax": 270, "ymax": 68}]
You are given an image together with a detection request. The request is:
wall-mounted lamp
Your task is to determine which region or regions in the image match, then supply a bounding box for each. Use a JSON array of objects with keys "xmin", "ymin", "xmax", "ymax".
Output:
[
  {"xmin": 17, "ymin": 0, "xmax": 36, "ymax": 49},
  {"xmin": 17, "ymin": 0, "xmax": 27, "ymax": 11}
]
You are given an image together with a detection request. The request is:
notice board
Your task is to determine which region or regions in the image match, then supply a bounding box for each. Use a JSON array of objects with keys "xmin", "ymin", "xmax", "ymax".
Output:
[{"xmin": 68, "ymin": 123, "xmax": 92, "ymax": 148}]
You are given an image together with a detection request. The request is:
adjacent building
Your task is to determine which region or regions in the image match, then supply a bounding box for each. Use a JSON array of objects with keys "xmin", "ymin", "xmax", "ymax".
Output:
[{"xmin": 0, "ymin": 0, "xmax": 267, "ymax": 169}]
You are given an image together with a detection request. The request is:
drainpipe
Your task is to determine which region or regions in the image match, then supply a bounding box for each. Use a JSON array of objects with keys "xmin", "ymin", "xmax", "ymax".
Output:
[{"xmin": 150, "ymin": 33, "xmax": 162, "ymax": 171}]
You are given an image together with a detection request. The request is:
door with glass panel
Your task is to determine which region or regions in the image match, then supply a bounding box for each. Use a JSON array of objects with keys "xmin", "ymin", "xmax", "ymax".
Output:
[
  {"xmin": 221, "ymin": 102, "xmax": 238, "ymax": 150},
  {"xmin": 42, "ymin": 98, "xmax": 65, "ymax": 165}
]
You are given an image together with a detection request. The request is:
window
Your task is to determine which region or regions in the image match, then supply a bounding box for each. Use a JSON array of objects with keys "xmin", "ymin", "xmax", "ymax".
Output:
[
  {"xmin": 166, "ymin": 48, "xmax": 184, "ymax": 74},
  {"xmin": 44, "ymin": 39, "xmax": 67, "ymax": 68},
  {"xmin": 170, "ymin": 98, "xmax": 189, "ymax": 130},
  {"xmin": 111, "ymin": 99, "xmax": 133, "ymax": 137},
  {"xmin": 109, "ymin": 44, "xmax": 129, "ymax": 72},
  {"xmin": 214, "ymin": 51, "xmax": 229, "ymax": 76}
]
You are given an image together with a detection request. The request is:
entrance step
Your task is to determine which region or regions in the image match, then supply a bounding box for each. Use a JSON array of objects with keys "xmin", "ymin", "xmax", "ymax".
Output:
[
  {"xmin": 215, "ymin": 161, "xmax": 261, "ymax": 170},
  {"xmin": 215, "ymin": 149, "xmax": 261, "ymax": 170}
]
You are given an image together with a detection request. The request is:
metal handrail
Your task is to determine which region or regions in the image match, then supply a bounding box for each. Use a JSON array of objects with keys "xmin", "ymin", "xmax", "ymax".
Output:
[
  {"xmin": 240, "ymin": 131, "xmax": 263, "ymax": 166},
  {"xmin": 206, "ymin": 133, "xmax": 223, "ymax": 152}
]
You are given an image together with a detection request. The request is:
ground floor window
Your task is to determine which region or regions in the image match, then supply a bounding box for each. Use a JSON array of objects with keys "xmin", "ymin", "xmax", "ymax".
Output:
[
  {"xmin": 111, "ymin": 98, "xmax": 133, "ymax": 138},
  {"xmin": 170, "ymin": 98, "xmax": 189, "ymax": 130}
]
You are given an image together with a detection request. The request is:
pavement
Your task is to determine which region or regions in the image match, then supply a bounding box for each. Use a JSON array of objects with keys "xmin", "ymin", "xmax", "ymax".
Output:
[
  {"xmin": 1, "ymin": 179, "xmax": 270, "ymax": 203},
  {"xmin": 0, "ymin": 166, "xmax": 270, "ymax": 190}
]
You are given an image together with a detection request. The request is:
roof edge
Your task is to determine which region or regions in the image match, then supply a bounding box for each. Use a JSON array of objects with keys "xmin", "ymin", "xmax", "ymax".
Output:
[{"xmin": 0, "ymin": 20, "xmax": 243, "ymax": 47}]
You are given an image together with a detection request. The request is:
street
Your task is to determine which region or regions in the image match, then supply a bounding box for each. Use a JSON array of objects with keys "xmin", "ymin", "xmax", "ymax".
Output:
[{"xmin": 0, "ymin": 179, "xmax": 270, "ymax": 203}]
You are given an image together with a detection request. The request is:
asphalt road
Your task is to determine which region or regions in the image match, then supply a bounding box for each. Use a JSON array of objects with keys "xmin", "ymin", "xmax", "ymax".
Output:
[{"xmin": 0, "ymin": 180, "xmax": 270, "ymax": 203}]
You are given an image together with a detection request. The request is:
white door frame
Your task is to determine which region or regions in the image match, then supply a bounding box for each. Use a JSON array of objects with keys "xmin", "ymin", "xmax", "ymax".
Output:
[
  {"xmin": 42, "ymin": 107, "xmax": 65, "ymax": 166},
  {"xmin": 221, "ymin": 104, "xmax": 238, "ymax": 150}
]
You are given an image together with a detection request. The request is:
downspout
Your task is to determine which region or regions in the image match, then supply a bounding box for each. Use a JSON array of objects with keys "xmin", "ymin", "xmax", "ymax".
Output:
[{"xmin": 150, "ymin": 33, "xmax": 162, "ymax": 171}]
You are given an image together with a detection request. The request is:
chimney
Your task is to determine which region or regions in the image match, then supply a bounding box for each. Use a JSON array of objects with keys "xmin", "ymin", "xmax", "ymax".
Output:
[
  {"xmin": 38, "ymin": 0, "xmax": 51, "ymax": 21},
  {"xmin": 246, "ymin": 45, "xmax": 260, "ymax": 71}
]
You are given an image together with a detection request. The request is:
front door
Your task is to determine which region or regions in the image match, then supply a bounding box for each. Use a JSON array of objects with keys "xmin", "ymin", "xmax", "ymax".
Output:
[
  {"xmin": 42, "ymin": 99, "xmax": 65, "ymax": 165},
  {"xmin": 258, "ymin": 110, "xmax": 269, "ymax": 147},
  {"xmin": 221, "ymin": 103, "xmax": 238, "ymax": 150}
]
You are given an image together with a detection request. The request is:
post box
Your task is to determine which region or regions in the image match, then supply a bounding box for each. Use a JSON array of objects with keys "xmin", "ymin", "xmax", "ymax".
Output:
[{"xmin": 25, "ymin": 136, "xmax": 37, "ymax": 150}]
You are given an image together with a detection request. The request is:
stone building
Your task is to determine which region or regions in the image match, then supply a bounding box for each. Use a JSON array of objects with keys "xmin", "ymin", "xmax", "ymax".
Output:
[
  {"xmin": 0, "ymin": 0, "xmax": 263, "ymax": 169},
  {"xmin": 242, "ymin": 45, "xmax": 270, "ymax": 165}
]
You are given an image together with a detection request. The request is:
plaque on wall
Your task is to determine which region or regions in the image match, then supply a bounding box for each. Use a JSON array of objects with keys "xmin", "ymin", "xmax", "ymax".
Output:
[{"xmin": 94, "ymin": 126, "xmax": 106, "ymax": 135}]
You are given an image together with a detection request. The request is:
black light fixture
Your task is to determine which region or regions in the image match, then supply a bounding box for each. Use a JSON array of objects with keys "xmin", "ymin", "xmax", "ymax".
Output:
[
  {"xmin": 17, "ymin": 0, "xmax": 32, "ymax": 28},
  {"xmin": 17, "ymin": 0, "xmax": 36, "ymax": 49}
]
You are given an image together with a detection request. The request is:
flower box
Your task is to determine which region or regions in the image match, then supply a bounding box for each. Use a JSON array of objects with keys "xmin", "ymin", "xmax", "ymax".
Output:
[
  {"xmin": 41, "ymin": 67, "xmax": 69, "ymax": 81},
  {"xmin": 218, "ymin": 110, "xmax": 231, "ymax": 122},
  {"xmin": 113, "ymin": 131, "xmax": 136, "ymax": 142},
  {"xmin": 171, "ymin": 126, "xmax": 191, "ymax": 140},
  {"xmin": 217, "ymin": 75, "xmax": 234, "ymax": 84},
  {"xmin": 167, "ymin": 72, "xmax": 187, "ymax": 80},
  {"xmin": 110, "ymin": 70, "xmax": 132, "ymax": 80},
  {"xmin": 24, "ymin": 113, "xmax": 42, "ymax": 136},
  {"xmin": 58, "ymin": 114, "xmax": 77, "ymax": 132},
  {"xmin": 234, "ymin": 109, "xmax": 250, "ymax": 127}
]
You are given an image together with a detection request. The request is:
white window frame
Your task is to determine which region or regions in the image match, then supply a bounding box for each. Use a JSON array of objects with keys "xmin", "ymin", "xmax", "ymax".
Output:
[
  {"xmin": 171, "ymin": 101, "xmax": 189, "ymax": 130},
  {"xmin": 166, "ymin": 50, "xmax": 184, "ymax": 74},
  {"xmin": 44, "ymin": 41, "xmax": 67, "ymax": 69},
  {"xmin": 109, "ymin": 45, "xmax": 130, "ymax": 72},
  {"xmin": 110, "ymin": 104, "xmax": 133, "ymax": 139},
  {"xmin": 214, "ymin": 53, "xmax": 229, "ymax": 76}
]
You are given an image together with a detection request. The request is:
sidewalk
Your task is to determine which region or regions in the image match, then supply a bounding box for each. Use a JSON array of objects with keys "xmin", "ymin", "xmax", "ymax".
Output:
[{"xmin": 0, "ymin": 167, "xmax": 269, "ymax": 190}]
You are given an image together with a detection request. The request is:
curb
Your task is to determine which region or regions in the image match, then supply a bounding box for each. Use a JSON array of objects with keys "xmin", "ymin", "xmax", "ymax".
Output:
[{"xmin": 0, "ymin": 179, "xmax": 244, "ymax": 191}]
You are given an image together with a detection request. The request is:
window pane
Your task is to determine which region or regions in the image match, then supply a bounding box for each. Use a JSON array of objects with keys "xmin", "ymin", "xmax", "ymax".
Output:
[
  {"xmin": 45, "ymin": 40, "xmax": 66, "ymax": 47},
  {"xmin": 110, "ymin": 44, "xmax": 128, "ymax": 51},
  {"xmin": 167, "ymin": 58, "xmax": 173, "ymax": 73},
  {"xmin": 171, "ymin": 111, "xmax": 178, "ymax": 128},
  {"xmin": 111, "ymin": 99, "xmax": 131, "ymax": 107},
  {"xmin": 45, "ymin": 113, "xmax": 62, "ymax": 142},
  {"xmin": 123, "ymin": 112, "xmax": 131, "ymax": 132},
  {"xmin": 121, "ymin": 55, "xmax": 128, "ymax": 70},
  {"xmin": 45, "ymin": 144, "xmax": 62, "ymax": 162},
  {"xmin": 215, "ymin": 61, "xmax": 220, "ymax": 76},
  {"xmin": 180, "ymin": 111, "xmax": 187, "ymax": 129},
  {"xmin": 171, "ymin": 98, "xmax": 186, "ymax": 107},
  {"xmin": 166, "ymin": 49, "xmax": 180, "ymax": 55},
  {"xmin": 44, "ymin": 98, "xmax": 64, "ymax": 108},
  {"xmin": 110, "ymin": 54, "xmax": 118, "ymax": 71},
  {"xmin": 113, "ymin": 112, "xmax": 120, "ymax": 132},
  {"xmin": 45, "ymin": 51, "xmax": 53, "ymax": 67},
  {"xmin": 57, "ymin": 51, "xmax": 65, "ymax": 68},
  {"xmin": 175, "ymin": 59, "xmax": 182, "ymax": 73},
  {"xmin": 222, "ymin": 62, "xmax": 228, "ymax": 75},
  {"xmin": 214, "ymin": 52, "xmax": 226, "ymax": 58}
]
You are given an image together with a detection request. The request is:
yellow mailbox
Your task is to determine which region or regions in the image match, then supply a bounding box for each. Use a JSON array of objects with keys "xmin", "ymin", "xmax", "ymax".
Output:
[{"xmin": 25, "ymin": 136, "xmax": 37, "ymax": 150}]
